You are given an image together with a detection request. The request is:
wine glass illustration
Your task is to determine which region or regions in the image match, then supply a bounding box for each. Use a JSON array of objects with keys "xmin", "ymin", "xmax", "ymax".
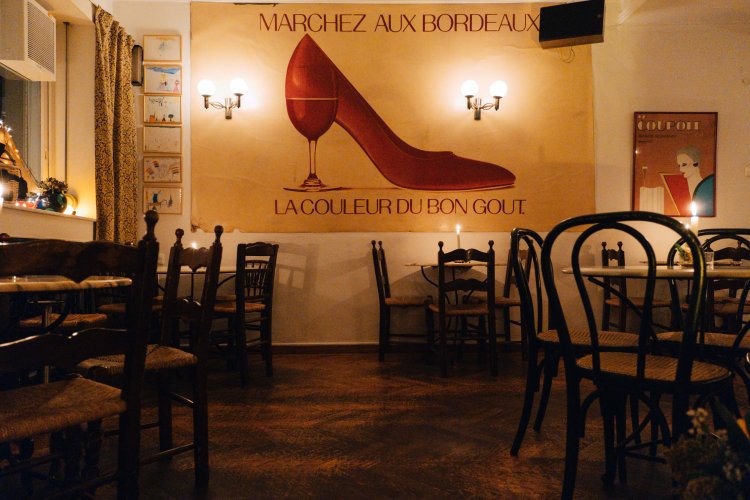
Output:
[{"xmin": 285, "ymin": 42, "xmax": 340, "ymax": 192}]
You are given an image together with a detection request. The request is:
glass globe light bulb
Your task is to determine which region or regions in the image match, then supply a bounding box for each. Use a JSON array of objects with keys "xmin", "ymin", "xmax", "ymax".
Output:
[
  {"xmin": 197, "ymin": 79, "xmax": 215, "ymax": 97},
  {"xmin": 490, "ymin": 80, "xmax": 508, "ymax": 98},
  {"xmin": 230, "ymin": 78, "xmax": 248, "ymax": 95},
  {"xmin": 461, "ymin": 80, "xmax": 479, "ymax": 97}
]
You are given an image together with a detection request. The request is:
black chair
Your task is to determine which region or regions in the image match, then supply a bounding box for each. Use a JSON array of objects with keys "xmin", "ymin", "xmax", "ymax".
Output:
[
  {"xmin": 541, "ymin": 211, "xmax": 733, "ymax": 499},
  {"xmin": 658, "ymin": 229, "xmax": 750, "ymax": 402},
  {"xmin": 78, "ymin": 226, "xmax": 223, "ymax": 489},
  {"xmin": 426, "ymin": 241, "xmax": 496, "ymax": 376},
  {"xmin": 0, "ymin": 211, "xmax": 159, "ymax": 498},
  {"xmin": 510, "ymin": 228, "xmax": 638, "ymax": 457},
  {"xmin": 213, "ymin": 242, "xmax": 278, "ymax": 385},
  {"xmin": 601, "ymin": 241, "xmax": 674, "ymax": 332},
  {"xmin": 371, "ymin": 240, "xmax": 432, "ymax": 361}
]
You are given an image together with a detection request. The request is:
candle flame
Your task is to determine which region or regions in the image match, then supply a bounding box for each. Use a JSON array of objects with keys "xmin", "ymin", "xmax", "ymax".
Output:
[
  {"xmin": 191, "ymin": 242, "xmax": 198, "ymax": 249},
  {"xmin": 455, "ymin": 224, "xmax": 461, "ymax": 235},
  {"xmin": 690, "ymin": 202, "xmax": 698, "ymax": 217}
]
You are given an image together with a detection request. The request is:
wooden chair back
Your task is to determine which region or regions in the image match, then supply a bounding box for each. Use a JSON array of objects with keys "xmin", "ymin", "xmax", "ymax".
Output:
[
  {"xmin": 371, "ymin": 240, "xmax": 393, "ymax": 304},
  {"xmin": 436, "ymin": 240, "xmax": 496, "ymax": 325},
  {"xmin": 160, "ymin": 226, "xmax": 223, "ymax": 357},
  {"xmin": 235, "ymin": 242, "xmax": 279, "ymax": 311},
  {"xmin": 510, "ymin": 228, "xmax": 546, "ymax": 348}
]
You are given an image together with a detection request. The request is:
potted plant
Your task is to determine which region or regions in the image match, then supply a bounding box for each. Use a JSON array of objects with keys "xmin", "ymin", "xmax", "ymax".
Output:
[{"xmin": 38, "ymin": 177, "xmax": 68, "ymax": 213}]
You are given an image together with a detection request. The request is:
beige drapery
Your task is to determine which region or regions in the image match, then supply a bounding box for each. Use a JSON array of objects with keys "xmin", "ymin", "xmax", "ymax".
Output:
[{"xmin": 94, "ymin": 6, "xmax": 138, "ymax": 243}]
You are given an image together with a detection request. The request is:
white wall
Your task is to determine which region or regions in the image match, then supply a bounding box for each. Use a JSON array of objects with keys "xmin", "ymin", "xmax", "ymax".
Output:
[{"xmin": 110, "ymin": 1, "xmax": 750, "ymax": 345}]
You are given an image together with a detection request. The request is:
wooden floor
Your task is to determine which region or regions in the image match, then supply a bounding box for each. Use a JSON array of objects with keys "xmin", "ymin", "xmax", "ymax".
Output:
[{"xmin": 100, "ymin": 351, "xmax": 679, "ymax": 499}]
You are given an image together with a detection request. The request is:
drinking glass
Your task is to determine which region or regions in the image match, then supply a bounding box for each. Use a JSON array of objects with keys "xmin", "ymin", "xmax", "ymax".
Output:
[{"xmin": 704, "ymin": 250, "xmax": 714, "ymax": 269}]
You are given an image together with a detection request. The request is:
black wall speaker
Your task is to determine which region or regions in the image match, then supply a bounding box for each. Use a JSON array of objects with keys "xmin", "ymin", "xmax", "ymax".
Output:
[{"xmin": 539, "ymin": 0, "xmax": 605, "ymax": 49}]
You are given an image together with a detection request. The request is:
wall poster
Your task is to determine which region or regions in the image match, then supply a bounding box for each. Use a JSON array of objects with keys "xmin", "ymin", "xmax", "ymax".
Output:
[
  {"xmin": 632, "ymin": 112, "xmax": 717, "ymax": 217},
  {"xmin": 190, "ymin": 2, "xmax": 596, "ymax": 232}
]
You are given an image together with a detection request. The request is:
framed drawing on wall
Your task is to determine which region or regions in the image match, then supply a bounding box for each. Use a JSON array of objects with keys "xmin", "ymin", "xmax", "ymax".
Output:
[
  {"xmin": 144, "ymin": 95, "xmax": 181, "ymax": 124},
  {"xmin": 143, "ymin": 125, "xmax": 181, "ymax": 154},
  {"xmin": 144, "ymin": 185, "xmax": 182, "ymax": 214},
  {"xmin": 632, "ymin": 111, "xmax": 717, "ymax": 217},
  {"xmin": 143, "ymin": 65, "xmax": 182, "ymax": 95},
  {"xmin": 143, "ymin": 156, "xmax": 181, "ymax": 183},
  {"xmin": 143, "ymin": 34, "xmax": 181, "ymax": 62}
]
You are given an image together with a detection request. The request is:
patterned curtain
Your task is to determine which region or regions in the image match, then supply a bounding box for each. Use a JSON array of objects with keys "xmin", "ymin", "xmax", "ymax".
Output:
[{"xmin": 94, "ymin": 6, "xmax": 138, "ymax": 243}]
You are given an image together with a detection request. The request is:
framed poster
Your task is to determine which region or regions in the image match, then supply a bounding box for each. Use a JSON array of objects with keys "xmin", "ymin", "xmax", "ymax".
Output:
[
  {"xmin": 144, "ymin": 95, "xmax": 181, "ymax": 124},
  {"xmin": 144, "ymin": 185, "xmax": 182, "ymax": 214},
  {"xmin": 143, "ymin": 125, "xmax": 181, "ymax": 154},
  {"xmin": 632, "ymin": 112, "xmax": 717, "ymax": 216},
  {"xmin": 143, "ymin": 65, "xmax": 182, "ymax": 95},
  {"xmin": 143, "ymin": 34, "xmax": 181, "ymax": 62},
  {"xmin": 143, "ymin": 156, "xmax": 182, "ymax": 183}
]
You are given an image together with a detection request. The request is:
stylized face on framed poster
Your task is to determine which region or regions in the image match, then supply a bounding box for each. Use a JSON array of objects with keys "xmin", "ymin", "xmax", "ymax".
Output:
[
  {"xmin": 143, "ymin": 65, "xmax": 182, "ymax": 95},
  {"xmin": 144, "ymin": 95, "xmax": 181, "ymax": 124},
  {"xmin": 632, "ymin": 112, "xmax": 717, "ymax": 217}
]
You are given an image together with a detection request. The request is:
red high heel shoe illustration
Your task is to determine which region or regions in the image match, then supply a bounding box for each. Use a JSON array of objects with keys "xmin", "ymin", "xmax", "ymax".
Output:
[{"xmin": 285, "ymin": 34, "xmax": 515, "ymax": 192}]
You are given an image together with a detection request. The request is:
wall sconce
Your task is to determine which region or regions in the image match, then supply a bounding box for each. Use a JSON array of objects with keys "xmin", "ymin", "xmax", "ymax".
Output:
[
  {"xmin": 461, "ymin": 80, "xmax": 508, "ymax": 120},
  {"xmin": 197, "ymin": 78, "xmax": 247, "ymax": 119}
]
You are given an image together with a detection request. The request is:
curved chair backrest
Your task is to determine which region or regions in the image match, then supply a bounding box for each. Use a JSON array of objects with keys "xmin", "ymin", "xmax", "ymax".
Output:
[
  {"xmin": 541, "ymin": 211, "xmax": 705, "ymax": 434},
  {"xmin": 371, "ymin": 240, "xmax": 393, "ymax": 302},
  {"xmin": 510, "ymin": 228, "xmax": 546, "ymax": 348},
  {"xmin": 160, "ymin": 226, "xmax": 224, "ymax": 351}
]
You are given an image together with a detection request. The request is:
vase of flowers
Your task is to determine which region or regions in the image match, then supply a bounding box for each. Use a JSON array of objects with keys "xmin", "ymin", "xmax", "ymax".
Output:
[
  {"xmin": 668, "ymin": 405, "xmax": 750, "ymax": 498},
  {"xmin": 38, "ymin": 177, "xmax": 68, "ymax": 213}
]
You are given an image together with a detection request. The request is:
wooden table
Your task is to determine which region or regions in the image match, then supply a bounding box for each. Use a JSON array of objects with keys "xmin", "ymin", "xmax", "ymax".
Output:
[
  {"xmin": 0, "ymin": 275, "xmax": 132, "ymax": 294},
  {"xmin": 563, "ymin": 264, "xmax": 750, "ymax": 279}
]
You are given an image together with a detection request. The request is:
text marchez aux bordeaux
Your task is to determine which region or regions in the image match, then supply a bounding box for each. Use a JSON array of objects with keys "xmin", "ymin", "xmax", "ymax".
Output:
[
  {"xmin": 274, "ymin": 197, "xmax": 527, "ymax": 216},
  {"xmin": 259, "ymin": 12, "xmax": 540, "ymax": 33}
]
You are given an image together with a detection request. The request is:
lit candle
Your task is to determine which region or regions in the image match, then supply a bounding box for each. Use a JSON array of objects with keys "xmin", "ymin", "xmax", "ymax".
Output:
[
  {"xmin": 690, "ymin": 202, "xmax": 699, "ymax": 234},
  {"xmin": 0, "ymin": 183, "xmax": 4, "ymax": 212},
  {"xmin": 456, "ymin": 224, "xmax": 461, "ymax": 249},
  {"xmin": 191, "ymin": 241, "xmax": 198, "ymax": 249}
]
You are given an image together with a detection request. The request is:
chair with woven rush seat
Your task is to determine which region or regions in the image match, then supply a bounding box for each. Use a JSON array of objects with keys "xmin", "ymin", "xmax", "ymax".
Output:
[
  {"xmin": 78, "ymin": 226, "xmax": 223, "ymax": 490},
  {"xmin": 542, "ymin": 211, "xmax": 733, "ymax": 499},
  {"xmin": 601, "ymin": 241, "xmax": 674, "ymax": 332},
  {"xmin": 0, "ymin": 211, "xmax": 160, "ymax": 499},
  {"xmin": 371, "ymin": 240, "xmax": 432, "ymax": 362},
  {"xmin": 426, "ymin": 241, "xmax": 496, "ymax": 376},
  {"xmin": 510, "ymin": 228, "xmax": 639, "ymax": 457},
  {"xmin": 212, "ymin": 242, "xmax": 278, "ymax": 386}
]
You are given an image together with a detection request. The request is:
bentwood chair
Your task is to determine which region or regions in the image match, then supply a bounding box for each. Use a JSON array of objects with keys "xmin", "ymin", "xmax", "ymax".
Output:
[
  {"xmin": 542, "ymin": 212, "xmax": 733, "ymax": 499},
  {"xmin": 212, "ymin": 242, "xmax": 278, "ymax": 385},
  {"xmin": 371, "ymin": 240, "xmax": 432, "ymax": 361},
  {"xmin": 658, "ymin": 229, "xmax": 750, "ymax": 402},
  {"xmin": 601, "ymin": 241, "xmax": 674, "ymax": 332},
  {"xmin": 0, "ymin": 211, "xmax": 159, "ymax": 499},
  {"xmin": 510, "ymin": 228, "xmax": 639, "ymax": 457},
  {"xmin": 78, "ymin": 226, "xmax": 223, "ymax": 489},
  {"xmin": 426, "ymin": 241, "xmax": 496, "ymax": 376}
]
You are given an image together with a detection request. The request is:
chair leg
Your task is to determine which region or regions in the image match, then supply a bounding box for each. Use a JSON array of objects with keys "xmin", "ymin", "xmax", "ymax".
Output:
[
  {"xmin": 425, "ymin": 307, "xmax": 434, "ymax": 365},
  {"xmin": 533, "ymin": 353, "xmax": 556, "ymax": 432},
  {"xmin": 234, "ymin": 315, "xmax": 248, "ymax": 386},
  {"xmin": 649, "ymin": 392, "xmax": 661, "ymax": 457},
  {"xmin": 440, "ymin": 316, "xmax": 448, "ymax": 377},
  {"xmin": 192, "ymin": 364, "xmax": 209, "ymax": 489},
  {"xmin": 615, "ymin": 394, "xmax": 628, "ymax": 484},
  {"xmin": 600, "ymin": 392, "xmax": 617, "ymax": 487},
  {"xmin": 629, "ymin": 392, "xmax": 641, "ymax": 445},
  {"xmin": 157, "ymin": 373, "xmax": 174, "ymax": 457},
  {"xmin": 116, "ymin": 405, "xmax": 141, "ymax": 499},
  {"xmin": 487, "ymin": 315, "xmax": 498, "ymax": 377},
  {"xmin": 511, "ymin": 345, "xmax": 540, "ymax": 456},
  {"xmin": 602, "ymin": 302, "xmax": 611, "ymax": 331},
  {"xmin": 562, "ymin": 375, "xmax": 581, "ymax": 500},
  {"xmin": 378, "ymin": 307, "xmax": 389, "ymax": 362},
  {"xmin": 618, "ymin": 302, "xmax": 627, "ymax": 331},
  {"xmin": 263, "ymin": 317, "xmax": 273, "ymax": 378}
]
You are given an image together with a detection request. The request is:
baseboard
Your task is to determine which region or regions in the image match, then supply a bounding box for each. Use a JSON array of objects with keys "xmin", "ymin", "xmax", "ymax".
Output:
[{"xmin": 273, "ymin": 341, "xmax": 523, "ymax": 355}]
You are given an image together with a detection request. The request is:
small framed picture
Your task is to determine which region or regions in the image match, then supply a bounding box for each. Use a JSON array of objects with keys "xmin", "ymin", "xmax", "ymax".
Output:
[
  {"xmin": 143, "ymin": 65, "xmax": 182, "ymax": 95},
  {"xmin": 144, "ymin": 185, "xmax": 182, "ymax": 214},
  {"xmin": 143, "ymin": 125, "xmax": 181, "ymax": 154},
  {"xmin": 143, "ymin": 35, "xmax": 181, "ymax": 62},
  {"xmin": 144, "ymin": 95, "xmax": 181, "ymax": 124},
  {"xmin": 143, "ymin": 156, "xmax": 181, "ymax": 183}
]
